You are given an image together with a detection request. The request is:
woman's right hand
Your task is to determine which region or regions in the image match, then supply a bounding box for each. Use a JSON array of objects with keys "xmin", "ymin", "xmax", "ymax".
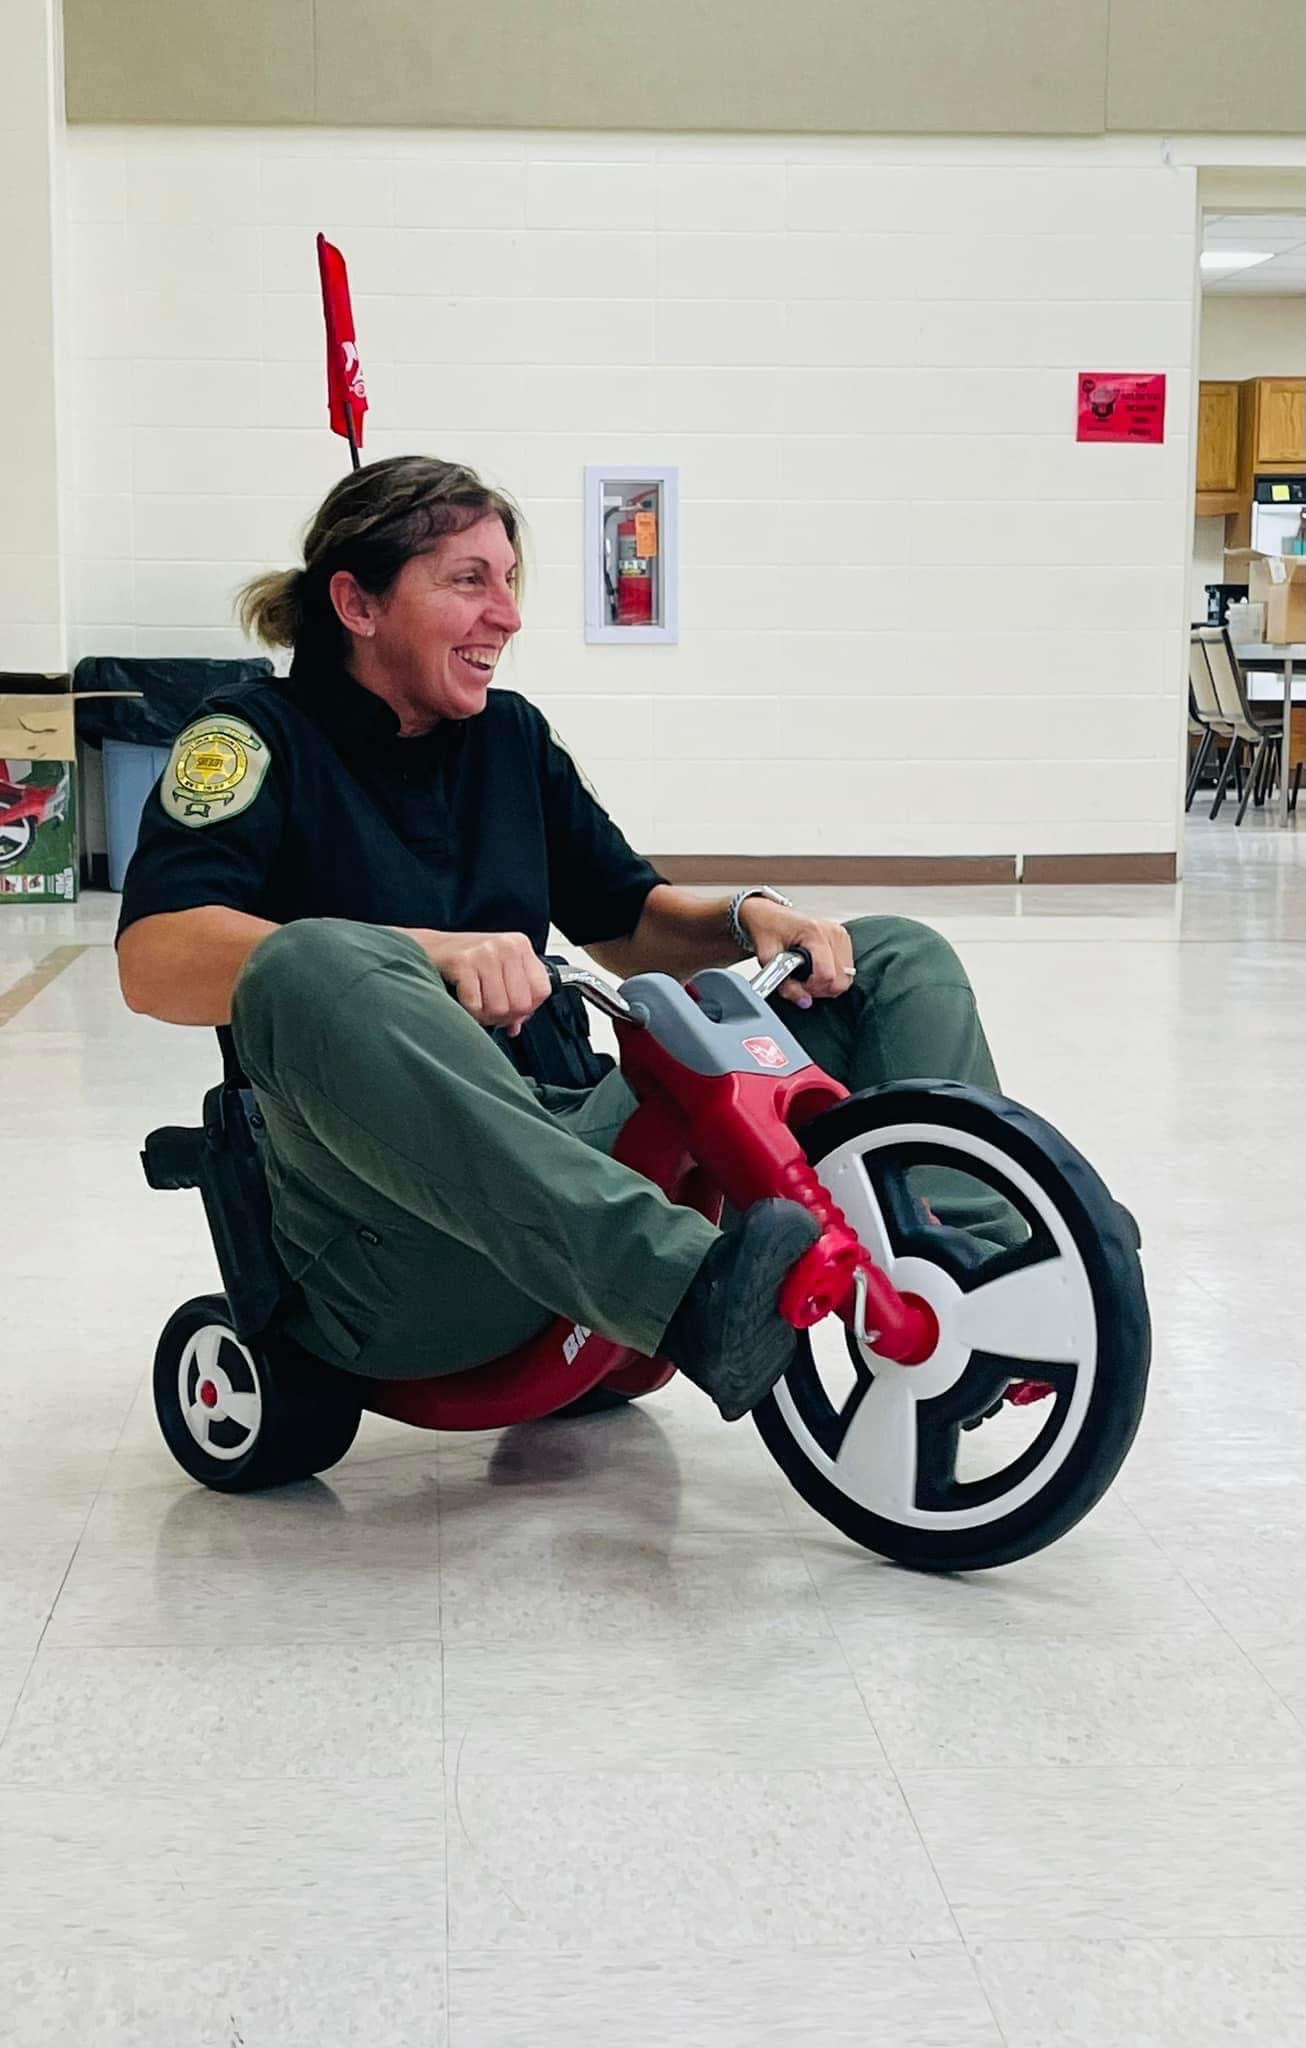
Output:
[{"xmin": 404, "ymin": 928, "xmax": 554, "ymax": 1036}]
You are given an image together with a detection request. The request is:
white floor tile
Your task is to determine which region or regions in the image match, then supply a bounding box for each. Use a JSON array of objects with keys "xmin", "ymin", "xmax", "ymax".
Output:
[
  {"xmin": 1242, "ymin": 1632, "xmax": 1306, "ymax": 1729},
  {"xmin": 0, "ymin": 1642, "xmax": 443, "ymax": 1784},
  {"xmin": 0, "ymin": 1656, "xmax": 31, "ymax": 1733},
  {"xmin": 447, "ymin": 1768, "xmax": 955, "ymax": 1954},
  {"xmin": 843, "ymin": 1623, "xmax": 1303, "ymax": 1770},
  {"xmin": 437, "ymin": 1390, "xmax": 792, "ymax": 1534},
  {"xmin": 903, "ymin": 1765, "xmax": 1306, "ymax": 1939},
  {"xmin": 438, "ymin": 1518, "xmax": 828, "ymax": 1646},
  {"xmin": 1161, "ymin": 1534, "xmax": 1306, "ymax": 1649},
  {"xmin": 449, "ymin": 1946, "xmax": 1001, "ymax": 2048},
  {"xmin": 971, "ymin": 1936, "xmax": 1306, "ymax": 2048},
  {"xmin": 79, "ymin": 1458, "xmax": 442, "ymax": 1558},
  {"xmin": 0, "ymin": 1540, "xmax": 79, "ymax": 1659},
  {"xmin": 0, "ymin": 1948, "xmax": 447, "ymax": 2048},
  {"xmin": 0, "ymin": 1779, "xmax": 445, "ymax": 1955},
  {"xmin": 443, "ymin": 1638, "xmax": 884, "ymax": 1773},
  {"xmin": 43, "ymin": 1547, "xmax": 445, "ymax": 1649},
  {"xmin": 798, "ymin": 1524, "xmax": 1214, "ymax": 1639}
]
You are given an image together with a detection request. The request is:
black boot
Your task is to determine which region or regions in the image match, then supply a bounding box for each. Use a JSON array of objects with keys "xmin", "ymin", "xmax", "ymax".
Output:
[{"xmin": 660, "ymin": 1199, "xmax": 821, "ymax": 1422}]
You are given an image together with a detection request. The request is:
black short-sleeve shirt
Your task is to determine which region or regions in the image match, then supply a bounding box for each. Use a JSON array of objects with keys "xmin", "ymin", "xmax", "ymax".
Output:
[
  {"xmin": 118, "ymin": 661, "xmax": 665, "ymax": 1083},
  {"xmin": 119, "ymin": 662, "xmax": 661, "ymax": 948}
]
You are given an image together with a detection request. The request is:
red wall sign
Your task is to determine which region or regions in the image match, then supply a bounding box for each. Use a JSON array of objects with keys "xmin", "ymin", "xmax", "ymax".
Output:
[{"xmin": 1076, "ymin": 373, "xmax": 1166, "ymax": 444}]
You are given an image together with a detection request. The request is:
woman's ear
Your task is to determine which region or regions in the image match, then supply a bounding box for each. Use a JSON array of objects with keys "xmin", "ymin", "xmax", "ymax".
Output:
[{"xmin": 328, "ymin": 568, "xmax": 377, "ymax": 638}]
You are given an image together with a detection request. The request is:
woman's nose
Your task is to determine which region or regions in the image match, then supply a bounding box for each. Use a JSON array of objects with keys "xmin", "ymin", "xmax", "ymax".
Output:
[{"xmin": 486, "ymin": 585, "xmax": 522, "ymax": 634}]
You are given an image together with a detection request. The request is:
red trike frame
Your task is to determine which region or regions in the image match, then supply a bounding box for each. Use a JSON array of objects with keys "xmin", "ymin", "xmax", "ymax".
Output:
[{"xmin": 352, "ymin": 960, "xmax": 939, "ymax": 1432}]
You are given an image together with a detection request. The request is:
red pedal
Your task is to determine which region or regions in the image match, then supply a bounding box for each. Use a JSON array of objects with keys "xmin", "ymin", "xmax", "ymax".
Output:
[
  {"xmin": 1006, "ymin": 1379, "xmax": 1055, "ymax": 1407},
  {"xmin": 778, "ymin": 1235, "xmax": 862, "ymax": 1329}
]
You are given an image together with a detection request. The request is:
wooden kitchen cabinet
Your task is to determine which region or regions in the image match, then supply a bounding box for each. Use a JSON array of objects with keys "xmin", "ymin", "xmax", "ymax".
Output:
[
  {"xmin": 1250, "ymin": 378, "xmax": 1306, "ymax": 466},
  {"xmin": 1196, "ymin": 381, "xmax": 1240, "ymax": 511}
]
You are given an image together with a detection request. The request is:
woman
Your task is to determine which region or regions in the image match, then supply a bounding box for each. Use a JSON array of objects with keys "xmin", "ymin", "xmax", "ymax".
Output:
[{"xmin": 118, "ymin": 456, "xmax": 1007, "ymax": 1421}]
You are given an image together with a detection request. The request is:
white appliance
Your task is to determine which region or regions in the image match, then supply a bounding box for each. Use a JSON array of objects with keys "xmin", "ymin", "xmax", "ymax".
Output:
[{"xmin": 1251, "ymin": 475, "xmax": 1306, "ymax": 555}]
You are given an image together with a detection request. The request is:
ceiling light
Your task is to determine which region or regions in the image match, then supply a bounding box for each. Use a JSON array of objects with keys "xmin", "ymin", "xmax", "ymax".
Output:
[{"xmin": 1200, "ymin": 250, "xmax": 1275, "ymax": 275}]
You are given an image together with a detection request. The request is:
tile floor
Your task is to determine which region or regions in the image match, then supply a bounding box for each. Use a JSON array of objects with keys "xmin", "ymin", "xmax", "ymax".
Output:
[{"xmin": 2, "ymin": 816, "xmax": 1304, "ymax": 2046}]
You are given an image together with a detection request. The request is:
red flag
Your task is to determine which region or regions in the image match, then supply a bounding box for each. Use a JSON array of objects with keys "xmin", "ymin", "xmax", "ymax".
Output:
[{"xmin": 316, "ymin": 232, "xmax": 367, "ymax": 463}]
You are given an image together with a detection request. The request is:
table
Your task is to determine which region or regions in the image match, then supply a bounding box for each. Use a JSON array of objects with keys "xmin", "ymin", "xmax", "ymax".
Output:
[{"xmin": 1230, "ymin": 642, "xmax": 1306, "ymax": 825}]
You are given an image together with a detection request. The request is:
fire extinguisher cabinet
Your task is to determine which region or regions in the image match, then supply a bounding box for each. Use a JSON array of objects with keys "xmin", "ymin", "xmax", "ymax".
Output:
[{"xmin": 584, "ymin": 467, "xmax": 679, "ymax": 645}]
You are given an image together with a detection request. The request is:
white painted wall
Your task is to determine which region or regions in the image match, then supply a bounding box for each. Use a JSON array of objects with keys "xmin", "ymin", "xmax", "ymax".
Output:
[
  {"xmin": 0, "ymin": 0, "xmax": 65, "ymax": 673},
  {"xmin": 1200, "ymin": 292, "xmax": 1306, "ymax": 380},
  {"xmin": 62, "ymin": 128, "xmax": 1199, "ymax": 859}
]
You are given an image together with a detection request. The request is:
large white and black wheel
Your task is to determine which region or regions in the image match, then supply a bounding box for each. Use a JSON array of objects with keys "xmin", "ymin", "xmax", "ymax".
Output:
[
  {"xmin": 153, "ymin": 1294, "xmax": 362, "ymax": 1493},
  {"xmin": 754, "ymin": 1083, "xmax": 1150, "ymax": 1572},
  {"xmin": 0, "ymin": 816, "xmax": 36, "ymax": 868}
]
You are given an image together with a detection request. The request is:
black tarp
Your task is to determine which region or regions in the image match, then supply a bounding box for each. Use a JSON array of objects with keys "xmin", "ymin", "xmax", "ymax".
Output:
[{"xmin": 74, "ymin": 657, "xmax": 273, "ymax": 749}]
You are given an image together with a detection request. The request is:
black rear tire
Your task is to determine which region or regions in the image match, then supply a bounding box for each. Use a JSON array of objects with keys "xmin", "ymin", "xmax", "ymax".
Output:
[{"xmin": 153, "ymin": 1293, "xmax": 362, "ymax": 1493}]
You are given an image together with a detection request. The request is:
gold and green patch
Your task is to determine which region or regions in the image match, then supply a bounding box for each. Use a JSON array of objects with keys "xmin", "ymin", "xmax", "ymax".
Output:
[{"xmin": 162, "ymin": 715, "xmax": 271, "ymax": 828}]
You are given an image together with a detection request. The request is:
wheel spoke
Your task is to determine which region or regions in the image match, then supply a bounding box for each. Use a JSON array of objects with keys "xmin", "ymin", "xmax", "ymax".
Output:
[
  {"xmin": 191, "ymin": 1325, "xmax": 225, "ymax": 1378},
  {"xmin": 953, "ymin": 1252, "xmax": 1094, "ymax": 1365},
  {"xmin": 185, "ymin": 1401, "xmax": 211, "ymax": 1446},
  {"xmin": 833, "ymin": 1370, "xmax": 919, "ymax": 1519},
  {"xmin": 222, "ymin": 1391, "xmax": 260, "ymax": 1433},
  {"xmin": 818, "ymin": 1152, "xmax": 895, "ymax": 1271}
]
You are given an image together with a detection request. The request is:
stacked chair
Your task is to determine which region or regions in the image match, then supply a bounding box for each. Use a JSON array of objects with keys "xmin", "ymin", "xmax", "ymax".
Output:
[{"xmin": 1188, "ymin": 626, "xmax": 1300, "ymax": 825}]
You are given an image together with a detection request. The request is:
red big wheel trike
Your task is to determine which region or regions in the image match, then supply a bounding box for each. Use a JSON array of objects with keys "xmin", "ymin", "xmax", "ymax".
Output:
[{"xmin": 146, "ymin": 949, "xmax": 1149, "ymax": 1572}]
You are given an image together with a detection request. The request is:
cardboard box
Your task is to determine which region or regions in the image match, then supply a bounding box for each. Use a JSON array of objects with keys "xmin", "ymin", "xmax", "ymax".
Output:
[
  {"xmin": 1225, "ymin": 551, "xmax": 1306, "ymax": 644},
  {"xmin": 0, "ymin": 674, "xmax": 146, "ymax": 904},
  {"xmin": 0, "ymin": 692, "xmax": 78, "ymax": 903}
]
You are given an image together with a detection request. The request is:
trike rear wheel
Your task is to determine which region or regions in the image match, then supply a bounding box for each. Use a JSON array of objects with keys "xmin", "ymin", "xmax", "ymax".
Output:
[
  {"xmin": 753, "ymin": 1083, "xmax": 1150, "ymax": 1572},
  {"xmin": 153, "ymin": 1293, "xmax": 362, "ymax": 1493}
]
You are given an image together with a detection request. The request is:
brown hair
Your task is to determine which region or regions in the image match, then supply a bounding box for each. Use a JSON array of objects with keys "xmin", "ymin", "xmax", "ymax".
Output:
[{"xmin": 236, "ymin": 455, "xmax": 524, "ymax": 656}]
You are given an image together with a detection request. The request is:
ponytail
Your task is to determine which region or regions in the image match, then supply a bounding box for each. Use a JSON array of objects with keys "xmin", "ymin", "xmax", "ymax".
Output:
[{"xmin": 236, "ymin": 567, "xmax": 307, "ymax": 649}]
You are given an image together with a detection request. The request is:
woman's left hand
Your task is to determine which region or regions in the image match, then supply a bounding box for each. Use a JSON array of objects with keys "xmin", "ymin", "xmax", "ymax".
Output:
[{"xmin": 737, "ymin": 899, "xmax": 855, "ymax": 1007}]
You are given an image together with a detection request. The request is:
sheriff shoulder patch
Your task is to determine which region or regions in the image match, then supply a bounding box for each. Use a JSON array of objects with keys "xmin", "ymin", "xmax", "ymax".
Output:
[{"xmin": 162, "ymin": 716, "xmax": 271, "ymax": 829}]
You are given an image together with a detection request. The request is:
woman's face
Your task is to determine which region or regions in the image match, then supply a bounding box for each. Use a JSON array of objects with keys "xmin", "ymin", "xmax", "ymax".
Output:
[{"xmin": 337, "ymin": 513, "xmax": 523, "ymax": 730}]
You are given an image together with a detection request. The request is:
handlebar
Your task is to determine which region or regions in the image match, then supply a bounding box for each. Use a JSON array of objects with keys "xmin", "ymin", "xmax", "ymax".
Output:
[
  {"xmin": 548, "ymin": 946, "xmax": 813, "ymax": 1023},
  {"xmin": 750, "ymin": 947, "xmax": 813, "ymax": 1002}
]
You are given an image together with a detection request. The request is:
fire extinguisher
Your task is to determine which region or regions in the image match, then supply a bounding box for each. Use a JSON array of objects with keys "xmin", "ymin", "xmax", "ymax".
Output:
[{"xmin": 606, "ymin": 494, "xmax": 657, "ymax": 626}]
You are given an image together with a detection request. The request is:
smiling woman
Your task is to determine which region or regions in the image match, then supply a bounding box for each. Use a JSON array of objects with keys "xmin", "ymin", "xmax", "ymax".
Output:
[
  {"xmin": 112, "ymin": 444, "xmax": 1020, "ymax": 1439},
  {"xmin": 326, "ymin": 521, "xmax": 523, "ymax": 734},
  {"xmin": 235, "ymin": 454, "xmax": 526, "ymax": 733}
]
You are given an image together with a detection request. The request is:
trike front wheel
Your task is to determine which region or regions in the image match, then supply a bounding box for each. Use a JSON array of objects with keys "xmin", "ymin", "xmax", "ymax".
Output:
[{"xmin": 753, "ymin": 1083, "xmax": 1150, "ymax": 1572}]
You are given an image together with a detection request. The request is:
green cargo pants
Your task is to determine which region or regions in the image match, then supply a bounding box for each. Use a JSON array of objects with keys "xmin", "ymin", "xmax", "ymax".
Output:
[{"xmin": 231, "ymin": 915, "xmax": 1004, "ymax": 1381}]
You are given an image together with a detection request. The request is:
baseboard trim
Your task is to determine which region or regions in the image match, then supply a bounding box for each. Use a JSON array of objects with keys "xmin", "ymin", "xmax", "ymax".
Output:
[
  {"xmin": 1021, "ymin": 853, "xmax": 1177, "ymax": 884},
  {"xmin": 650, "ymin": 853, "xmax": 1177, "ymax": 886},
  {"xmin": 651, "ymin": 855, "xmax": 1020, "ymax": 885}
]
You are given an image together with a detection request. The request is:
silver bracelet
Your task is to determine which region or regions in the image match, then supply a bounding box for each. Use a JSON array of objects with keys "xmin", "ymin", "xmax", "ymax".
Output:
[{"xmin": 727, "ymin": 885, "xmax": 793, "ymax": 957}]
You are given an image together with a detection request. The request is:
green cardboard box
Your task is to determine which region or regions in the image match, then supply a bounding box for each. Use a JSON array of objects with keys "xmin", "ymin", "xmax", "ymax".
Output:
[{"xmin": 0, "ymin": 691, "xmax": 79, "ymax": 904}]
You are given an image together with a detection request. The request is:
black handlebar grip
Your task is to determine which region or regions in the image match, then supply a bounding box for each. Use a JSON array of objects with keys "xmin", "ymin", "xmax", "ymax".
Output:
[
  {"xmin": 789, "ymin": 946, "xmax": 814, "ymax": 982},
  {"xmin": 543, "ymin": 959, "xmax": 565, "ymax": 998}
]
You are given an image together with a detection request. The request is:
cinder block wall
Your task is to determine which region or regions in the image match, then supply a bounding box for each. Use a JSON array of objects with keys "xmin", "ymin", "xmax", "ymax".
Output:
[
  {"xmin": 0, "ymin": 0, "xmax": 64, "ymax": 673},
  {"xmin": 63, "ymin": 128, "xmax": 1198, "ymax": 861}
]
